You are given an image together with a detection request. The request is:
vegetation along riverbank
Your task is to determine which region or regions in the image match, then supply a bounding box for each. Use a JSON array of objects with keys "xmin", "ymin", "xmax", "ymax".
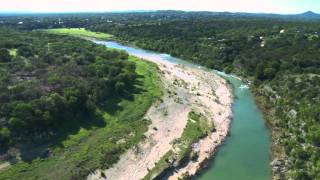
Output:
[
  {"xmin": 85, "ymin": 11, "xmax": 320, "ymax": 179},
  {"xmin": 0, "ymin": 28, "xmax": 163, "ymax": 179},
  {"xmin": 88, "ymin": 41, "xmax": 233, "ymax": 180}
]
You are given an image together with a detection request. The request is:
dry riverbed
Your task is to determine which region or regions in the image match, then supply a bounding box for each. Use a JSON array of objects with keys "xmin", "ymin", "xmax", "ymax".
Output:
[{"xmin": 88, "ymin": 56, "xmax": 233, "ymax": 180}]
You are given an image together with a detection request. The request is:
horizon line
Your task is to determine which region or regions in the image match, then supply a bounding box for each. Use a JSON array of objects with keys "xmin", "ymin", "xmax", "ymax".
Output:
[{"xmin": 0, "ymin": 9, "xmax": 318, "ymax": 15}]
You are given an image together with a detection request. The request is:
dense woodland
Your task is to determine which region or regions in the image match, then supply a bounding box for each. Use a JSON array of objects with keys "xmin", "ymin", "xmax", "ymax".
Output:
[
  {"xmin": 0, "ymin": 11, "xmax": 319, "ymax": 179},
  {"xmin": 0, "ymin": 28, "xmax": 136, "ymax": 150}
]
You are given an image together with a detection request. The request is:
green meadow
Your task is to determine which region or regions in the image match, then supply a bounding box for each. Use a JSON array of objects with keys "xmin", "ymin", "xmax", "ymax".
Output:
[{"xmin": 45, "ymin": 28, "xmax": 113, "ymax": 39}]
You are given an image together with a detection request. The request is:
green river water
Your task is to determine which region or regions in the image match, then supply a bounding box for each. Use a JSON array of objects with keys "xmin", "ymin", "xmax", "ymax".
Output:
[
  {"xmin": 95, "ymin": 41, "xmax": 272, "ymax": 180},
  {"xmin": 197, "ymin": 72, "xmax": 272, "ymax": 180}
]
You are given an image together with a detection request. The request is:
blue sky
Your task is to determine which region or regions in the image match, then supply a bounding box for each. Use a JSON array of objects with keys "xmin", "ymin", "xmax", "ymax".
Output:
[{"xmin": 0, "ymin": 0, "xmax": 319, "ymax": 14}]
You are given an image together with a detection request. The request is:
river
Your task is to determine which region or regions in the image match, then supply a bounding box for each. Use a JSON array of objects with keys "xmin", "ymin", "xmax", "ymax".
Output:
[{"xmin": 94, "ymin": 40, "xmax": 272, "ymax": 180}]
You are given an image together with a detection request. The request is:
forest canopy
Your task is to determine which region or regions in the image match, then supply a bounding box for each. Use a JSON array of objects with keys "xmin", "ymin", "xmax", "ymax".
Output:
[{"xmin": 0, "ymin": 28, "xmax": 136, "ymax": 149}]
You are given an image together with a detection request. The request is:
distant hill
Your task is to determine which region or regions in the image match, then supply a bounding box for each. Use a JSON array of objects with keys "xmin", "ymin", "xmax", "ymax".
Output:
[
  {"xmin": 215, "ymin": 11, "xmax": 320, "ymax": 21},
  {"xmin": 300, "ymin": 11, "xmax": 319, "ymax": 16},
  {"xmin": 1, "ymin": 10, "xmax": 320, "ymax": 21},
  {"xmin": 213, "ymin": 11, "xmax": 320, "ymax": 21},
  {"xmin": 298, "ymin": 11, "xmax": 320, "ymax": 18},
  {"xmin": 151, "ymin": 10, "xmax": 320, "ymax": 21}
]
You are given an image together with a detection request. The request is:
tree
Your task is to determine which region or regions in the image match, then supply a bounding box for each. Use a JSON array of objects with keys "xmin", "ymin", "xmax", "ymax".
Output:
[
  {"xmin": 115, "ymin": 81, "xmax": 125, "ymax": 94},
  {"xmin": 255, "ymin": 63, "xmax": 265, "ymax": 80},
  {"xmin": 264, "ymin": 67, "xmax": 277, "ymax": 79},
  {"xmin": 9, "ymin": 103, "xmax": 34, "ymax": 130},
  {"xmin": 0, "ymin": 48, "xmax": 11, "ymax": 62},
  {"xmin": 17, "ymin": 46, "xmax": 33, "ymax": 57},
  {"xmin": 0, "ymin": 127, "xmax": 11, "ymax": 146}
]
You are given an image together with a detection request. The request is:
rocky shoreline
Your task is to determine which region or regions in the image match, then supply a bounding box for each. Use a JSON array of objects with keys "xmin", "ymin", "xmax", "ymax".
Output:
[{"xmin": 87, "ymin": 54, "xmax": 233, "ymax": 180}]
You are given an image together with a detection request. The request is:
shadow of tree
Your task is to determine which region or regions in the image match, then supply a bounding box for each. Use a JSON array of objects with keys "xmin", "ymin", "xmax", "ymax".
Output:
[
  {"xmin": 99, "ymin": 74, "xmax": 146, "ymax": 115},
  {"xmin": 8, "ymin": 74, "xmax": 147, "ymax": 163},
  {"xmin": 17, "ymin": 112, "xmax": 106, "ymax": 162}
]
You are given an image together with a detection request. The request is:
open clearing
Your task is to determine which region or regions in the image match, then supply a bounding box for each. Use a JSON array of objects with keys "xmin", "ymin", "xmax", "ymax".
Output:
[{"xmin": 45, "ymin": 28, "xmax": 113, "ymax": 39}]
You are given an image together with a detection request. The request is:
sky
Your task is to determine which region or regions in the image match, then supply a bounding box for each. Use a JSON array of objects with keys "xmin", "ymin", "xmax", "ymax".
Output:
[{"xmin": 0, "ymin": 0, "xmax": 319, "ymax": 14}]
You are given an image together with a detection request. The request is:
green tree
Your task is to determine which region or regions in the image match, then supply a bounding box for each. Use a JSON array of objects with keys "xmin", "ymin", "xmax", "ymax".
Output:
[
  {"xmin": 115, "ymin": 81, "xmax": 125, "ymax": 94},
  {"xmin": 0, "ymin": 48, "xmax": 11, "ymax": 62},
  {"xmin": 0, "ymin": 127, "xmax": 11, "ymax": 146},
  {"xmin": 9, "ymin": 103, "xmax": 34, "ymax": 130},
  {"xmin": 255, "ymin": 63, "xmax": 265, "ymax": 80},
  {"xmin": 264, "ymin": 67, "xmax": 277, "ymax": 79}
]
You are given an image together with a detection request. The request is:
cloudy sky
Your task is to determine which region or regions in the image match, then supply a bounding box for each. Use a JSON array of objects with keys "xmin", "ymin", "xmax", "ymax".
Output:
[{"xmin": 0, "ymin": 0, "xmax": 319, "ymax": 14}]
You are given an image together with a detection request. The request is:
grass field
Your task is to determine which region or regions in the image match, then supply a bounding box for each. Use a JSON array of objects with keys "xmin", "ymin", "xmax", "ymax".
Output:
[
  {"xmin": 8, "ymin": 49, "xmax": 17, "ymax": 57},
  {"xmin": 0, "ymin": 56, "xmax": 163, "ymax": 180},
  {"xmin": 45, "ymin": 28, "xmax": 113, "ymax": 39}
]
